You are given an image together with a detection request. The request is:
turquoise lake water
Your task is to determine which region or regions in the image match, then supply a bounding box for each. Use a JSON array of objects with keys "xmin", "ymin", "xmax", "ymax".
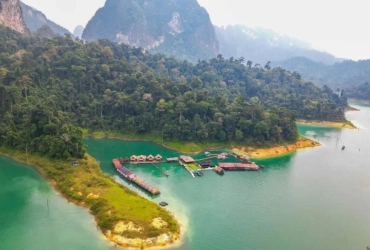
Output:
[{"xmin": 1, "ymin": 101, "xmax": 370, "ymax": 250}]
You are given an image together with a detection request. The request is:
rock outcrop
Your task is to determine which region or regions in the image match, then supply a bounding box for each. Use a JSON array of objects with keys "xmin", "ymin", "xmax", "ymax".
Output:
[
  {"xmin": 0, "ymin": 0, "xmax": 28, "ymax": 34},
  {"xmin": 73, "ymin": 25, "xmax": 84, "ymax": 38}
]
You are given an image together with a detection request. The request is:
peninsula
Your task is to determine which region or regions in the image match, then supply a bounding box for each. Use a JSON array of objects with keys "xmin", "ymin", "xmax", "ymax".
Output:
[{"xmin": 0, "ymin": 147, "xmax": 180, "ymax": 248}]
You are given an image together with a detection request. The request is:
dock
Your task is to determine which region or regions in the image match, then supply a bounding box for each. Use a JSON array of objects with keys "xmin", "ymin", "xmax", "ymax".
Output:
[
  {"xmin": 112, "ymin": 159, "xmax": 160, "ymax": 195},
  {"xmin": 178, "ymin": 161, "xmax": 195, "ymax": 178},
  {"xmin": 218, "ymin": 162, "xmax": 259, "ymax": 171}
]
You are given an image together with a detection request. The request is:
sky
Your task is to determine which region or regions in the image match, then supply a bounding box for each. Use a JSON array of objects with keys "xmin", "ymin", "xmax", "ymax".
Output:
[{"xmin": 22, "ymin": 0, "xmax": 370, "ymax": 60}]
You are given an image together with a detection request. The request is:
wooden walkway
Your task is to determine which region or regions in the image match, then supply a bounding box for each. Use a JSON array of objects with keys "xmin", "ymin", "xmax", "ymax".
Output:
[
  {"xmin": 151, "ymin": 163, "xmax": 169, "ymax": 177},
  {"xmin": 194, "ymin": 156, "xmax": 219, "ymax": 162}
]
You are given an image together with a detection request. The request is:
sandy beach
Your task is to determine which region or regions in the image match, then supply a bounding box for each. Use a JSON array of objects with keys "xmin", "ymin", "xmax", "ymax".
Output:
[{"xmin": 233, "ymin": 137, "xmax": 321, "ymax": 159}]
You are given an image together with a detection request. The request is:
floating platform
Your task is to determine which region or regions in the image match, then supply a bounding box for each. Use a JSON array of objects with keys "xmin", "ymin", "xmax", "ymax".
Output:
[
  {"xmin": 213, "ymin": 166, "xmax": 225, "ymax": 175},
  {"xmin": 166, "ymin": 157, "xmax": 179, "ymax": 162},
  {"xmin": 112, "ymin": 159, "xmax": 160, "ymax": 195},
  {"xmin": 218, "ymin": 162, "xmax": 259, "ymax": 171}
]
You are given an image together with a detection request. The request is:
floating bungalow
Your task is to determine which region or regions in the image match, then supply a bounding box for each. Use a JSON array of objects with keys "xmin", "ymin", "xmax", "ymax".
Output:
[
  {"xmin": 180, "ymin": 155, "xmax": 196, "ymax": 163},
  {"xmin": 130, "ymin": 155, "xmax": 138, "ymax": 161},
  {"xmin": 218, "ymin": 162, "xmax": 259, "ymax": 171},
  {"xmin": 200, "ymin": 161, "xmax": 214, "ymax": 168},
  {"xmin": 155, "ymin": 154, "xmax": 162, "ymax": 161},
  {"xmin": 119, "ymin": 157, "xmax": 130, "ymax": 163},
  {"xmin": 112, "ymin": 159, "xmax": 160, "ymax": 195},
  {"xmin": 147, "ymin": 154, "xmax": 155, "ymax": 161},
  {"xmin": 138, "ymin": 155, "xmax": 146, "ymax": 162}
]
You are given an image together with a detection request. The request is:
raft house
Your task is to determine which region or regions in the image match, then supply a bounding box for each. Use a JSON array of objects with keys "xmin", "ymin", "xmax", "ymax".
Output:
[
  {"xmin": 112, "ymin": 159, "xmax": 160, "ymax": 195},
  {"xmin": 166, "ymin": 157, "xmax": 179, "ymax": 162},
  {"xmin": 147, "ymin": 154, "xmax": 155, "ymax": 161},
  {"xmin": 218, "ymin": 162, "xmax": 260, "ymax": 171},
  {"xmin": 200, "ymin": 161, "xmax": 214, "ymax": 168}
]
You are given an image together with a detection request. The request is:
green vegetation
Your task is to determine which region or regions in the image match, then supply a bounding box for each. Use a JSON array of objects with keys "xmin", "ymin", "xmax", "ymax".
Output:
[
  {"xmin": 0, "ymin": 146, "xmax": 179, "ymax": 239},
  {"xmin": 0, "ymin": 24, "xmax": 349, "ymax": 161}
]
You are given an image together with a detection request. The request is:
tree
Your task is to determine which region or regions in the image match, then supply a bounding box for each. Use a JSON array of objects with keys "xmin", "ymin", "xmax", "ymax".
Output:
[
  {"xmin": 235, "ymin": 129, "xmax": 244, "ymax": 141},
  {"xmin": 103, "ymin": 46, "xmax": 113, "ymax": 57},
  {"xmin": 175, "ymin": 102, "xmax": 186, "ymax": 124},
  {"xmin": 264, "ymin": 61, "xmax": 271, "ymax": 70},
  {"xmin": 247, "ymin": 61, "xmax": 253, "ymax": 69},
  {"xmin": 18, "ymin": 75, "xmax": 32, "ymax": 101}
]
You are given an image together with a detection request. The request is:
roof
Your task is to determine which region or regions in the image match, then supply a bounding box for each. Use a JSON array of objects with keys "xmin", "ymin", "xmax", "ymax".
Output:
[{"xmin": 180, "ymin": 155, "xmax": 196, "ymax": 163}]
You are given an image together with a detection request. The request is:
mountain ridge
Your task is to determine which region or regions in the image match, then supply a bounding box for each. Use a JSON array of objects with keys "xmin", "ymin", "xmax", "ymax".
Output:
[
  {"xmin": 215, "ymin": 24, "xmax": 342, "ymax": 65},
  {"xmin": 20, "ymin": 1, "xmax": 71, "ymax": 35},
  {"xmin": 274, "ymin": 57, "xmax": 370, "ymax": 88},
  {"xmin": 82, "ymin": 0, "xmax": 219, "ymax": 62}
]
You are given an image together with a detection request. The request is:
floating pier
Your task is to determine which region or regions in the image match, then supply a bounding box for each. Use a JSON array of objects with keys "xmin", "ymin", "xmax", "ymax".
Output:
[
  {"xmin": 218, "ymin": 162, "xmax": 259, "ymax": 171},
  {"xmin": 112, "ymin": 159, "xmax": 160, "ymax": 195}
]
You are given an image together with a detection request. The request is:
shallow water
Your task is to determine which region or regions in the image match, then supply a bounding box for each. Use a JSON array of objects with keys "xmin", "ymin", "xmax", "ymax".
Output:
[{"xmin": 1, "ymin": 101, "xmax": 370, "ymax": 250}]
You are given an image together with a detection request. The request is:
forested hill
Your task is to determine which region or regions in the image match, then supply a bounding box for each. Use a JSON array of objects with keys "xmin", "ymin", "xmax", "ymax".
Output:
[
  {"xmin": 82, "ymin": 0, "xmax": 218, "ymax": 62},
  {"xmin": 275, "ymin": 57, "xmax": 370, "ymax": 88},
  {"xmin": 0, "ymin": 26, "xmax": 346, "ymax": 159},
  {"xmin": 345, "ymin": 82, "xmax": 370, "ymax": 100}
]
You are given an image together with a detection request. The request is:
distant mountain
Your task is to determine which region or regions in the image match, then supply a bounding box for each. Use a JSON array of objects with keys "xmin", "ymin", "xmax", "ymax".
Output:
[
  {"xmin": 345, "ymin": 82, "xmax": 370, "ymax": 100},
  {"xmin": 73, "ymin": 25, "xmax": 84, "ymax": 38},
  {"xmin": 215, "ymin": 25, "xmax": 342, "ymax": 65},
  {"xmin": 0, "ymin": 0, "xmax": 28, "ymax": 34},
  {"xmin": 82, "ymin": 0, "xmax": 219, "ymax": 62},
  {"xmin": 275, "ymin": 57, "xmax": 370, "ymax": 88},
  {"xmin": 20, "ymin": 1, "xmax": 71, "ymax": 36}
]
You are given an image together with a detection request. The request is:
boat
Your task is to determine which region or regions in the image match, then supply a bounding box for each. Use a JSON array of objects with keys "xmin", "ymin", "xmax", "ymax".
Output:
[
  {"xmin": 342, "ymin": 146, "xmax": 345, "ymax": 150},
  {"xmin": 193, "ymin": 170, "xmax": 203, "ymax": 176},
  {"xmin": 159, "ymin": 201, "xmax": 168, "ymax": 207},
  {"xmin": 205, "ymin": 152, "xmax": 211, "ymax": 157}
]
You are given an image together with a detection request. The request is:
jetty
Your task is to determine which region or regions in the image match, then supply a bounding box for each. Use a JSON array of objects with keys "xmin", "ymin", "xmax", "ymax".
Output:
[
  {"xmin": 112, "ymin": 159, "xmax": 160, "ymax": 195},
  {"xmin": 218, "ymin": 162, "xmax": 259, "ymax": 171},
  {"xmin": 151, "ymin": 163, "xmax": 169, "ymax": 177}
]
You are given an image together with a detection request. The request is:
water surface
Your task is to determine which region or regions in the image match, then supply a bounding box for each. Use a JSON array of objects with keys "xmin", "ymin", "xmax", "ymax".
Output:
[{"xmin": 1, "ymin": 101, "xmax": 370, "ymax": 250}]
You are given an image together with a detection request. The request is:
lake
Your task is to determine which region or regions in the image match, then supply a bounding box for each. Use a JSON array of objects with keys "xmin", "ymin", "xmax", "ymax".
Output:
[{"xmin": 1, "ymin": 101, "xmax": 369, "ymax": 250}]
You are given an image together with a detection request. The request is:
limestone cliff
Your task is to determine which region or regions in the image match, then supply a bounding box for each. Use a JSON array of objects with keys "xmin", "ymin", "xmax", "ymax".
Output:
[
  {"xmin": 82, "ymin": 0, "xmax": 219, "ymax": 62},
  {"xmin": 0, "ymin": 0, "xmax": 28, "ymax": 34}
]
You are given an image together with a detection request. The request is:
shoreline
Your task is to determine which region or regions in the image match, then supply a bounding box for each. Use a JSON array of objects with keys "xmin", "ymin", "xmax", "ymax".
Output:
[
  {"xmin": 232, "ymin": 137, "xmax": 321, "ymax": 159},
  {"xmin": 86, "ymin": 133, "xmax": 321, "ymax": 159},
  {"xmin": 296, "ymin": 119, "xmax": 356, "ymax": 129},
  {"xmin": 0, "ymin": 149, "xmax": 181, "ymax": 249}
]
